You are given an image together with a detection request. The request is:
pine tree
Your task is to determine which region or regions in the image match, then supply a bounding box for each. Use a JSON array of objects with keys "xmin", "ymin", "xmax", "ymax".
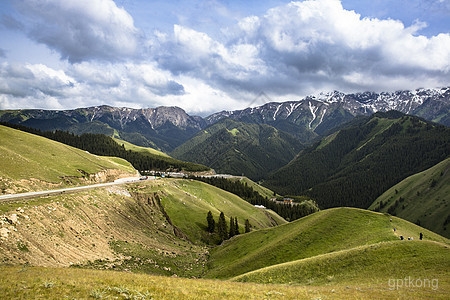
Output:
[
  {"xmin": 245, "ymin": 219, "xmax": 251, "ymax": 233},
  {"xmin": 206, "ymin": 211, "xmax": 215, "ymax": 233},
  {"xmin": 234, "ymin": 217, "xmax": 240, "ymax": 235},
  {"xmin": 217, "ymin": 212, "xmax": 227, "ymax": 242},
  {"xmin": 229, "ymin": 216, "xmax": 235, "ymax": 238}
]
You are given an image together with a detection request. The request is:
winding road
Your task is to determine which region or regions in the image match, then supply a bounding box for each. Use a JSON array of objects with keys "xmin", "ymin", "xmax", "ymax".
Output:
[{"xmin": 0, "ymin": 177, "xmax": 148, "ymax": 202}]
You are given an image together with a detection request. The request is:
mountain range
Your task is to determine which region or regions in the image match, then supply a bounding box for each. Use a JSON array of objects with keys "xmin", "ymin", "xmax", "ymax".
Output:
[{"xmin": 1, "ymin": 87, "xmax": 448, "ymax": 153}]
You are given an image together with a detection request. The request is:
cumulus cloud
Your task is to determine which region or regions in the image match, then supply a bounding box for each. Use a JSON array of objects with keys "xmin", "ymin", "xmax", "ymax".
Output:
[
  {"xmin": 1, "ymin": 0, "xmax": 449, "ymax": 114},
  {"xmin": 158, "ymin": 0, "xmax": 450, "ymax": 98},
  {"xmin": 0, "ymin": 61, "xmax": 190, "ymax": 110},
  {"xmin": 14, "ymin": 0, "xmax": 140, "ymax": 63}
]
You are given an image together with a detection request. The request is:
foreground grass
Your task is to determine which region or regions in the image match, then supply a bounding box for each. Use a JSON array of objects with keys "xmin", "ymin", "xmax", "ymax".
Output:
[
  {"xmin": 1, "ymin": 265, "xmax": 447, "ymax": 299},
  {"xmin": 233, "ymin": 240, "xmax": 449, "ymax": 287}
]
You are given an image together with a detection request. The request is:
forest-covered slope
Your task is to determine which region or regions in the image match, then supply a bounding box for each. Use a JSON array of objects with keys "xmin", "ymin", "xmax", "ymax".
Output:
[
  {"xmin": 172, "ymin": 118, "xmax": 303, "ymax": 180},
  {"xmin": 264, "ymin": 112, "xmax": 450, "ymax": 209}
]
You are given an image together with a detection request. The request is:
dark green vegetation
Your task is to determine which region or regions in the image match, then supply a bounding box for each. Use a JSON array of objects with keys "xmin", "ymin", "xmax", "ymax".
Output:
[
  {"xmin": 192, "ymin": 176, "xmax": 319, "ymax": 221},
  {"xmin": 205, "ymin": 207, "xmax": 448, "ymax": 280},
  {"xmin": 172, "ymin": 118, "xmax": 303, "ymax": 180},
  {"xmin": 265, "ymin": 112, "xmax": 450, "ymax": 209},
  {"xmin": 1, "ymin": 122, "xmax": 209, "ymax": 173},
  {"xmin": 370, "ymin": 158, "xmax": 450, "ymax": 238}
]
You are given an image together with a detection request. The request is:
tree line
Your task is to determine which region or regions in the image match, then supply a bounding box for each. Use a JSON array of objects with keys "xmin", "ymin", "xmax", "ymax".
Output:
[
  {"xmin": 0, "ymin": 122, "xmax": 209, "ymax": 172},
  {"xmin": 192, "ymin": 176, "xmax": 319, "ymax": 221}
]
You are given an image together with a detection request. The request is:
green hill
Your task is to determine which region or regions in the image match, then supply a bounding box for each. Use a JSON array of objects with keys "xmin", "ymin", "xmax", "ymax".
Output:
[
  {"xmin": 265, "ymin": 112, "xmax": 450, "ymax": 208},
  {"xmin": 113, "ymin": 138, "xmax": 170, "ymax": 157},
  {"xmin": 233, "ymin": 240, "xmax": 449, "ymax": 286},
  {"xmin": 0, "ymin": 125, "xmax": 137, "ymax": 193},
  {"xmin": 171, "ymin": 118, "xmax": 303, "ymax": 180},
  {"xmin": 205, "ymin": 207, "xmax": 448, "ymax": 279},
  {"xmin": 137, "ymin": 178, "xmax": 286, "ymax": 243},
  {"xmin": 369, "ymin": 158, "xmax": 450, "ymax": 238}
]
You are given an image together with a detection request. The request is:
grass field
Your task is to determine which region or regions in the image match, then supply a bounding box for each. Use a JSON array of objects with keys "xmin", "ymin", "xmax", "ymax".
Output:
[
  {"xmin": 113, "ymin": 138, "xmax": 170, "ymax": 157},
  {"xmin": 369, "ymin": 157, "xmax": 450, "ymax": 238},
  {"xmin": 1, "ymin": 265, "xmax": 448, "ymax": 299},
  {"xmin": 205, "ymin": 207, "xmax": 448, "ymax": 279},
  {"xmin": 0, "ymin": 125, "xmax": 136, "ymax": 193}
]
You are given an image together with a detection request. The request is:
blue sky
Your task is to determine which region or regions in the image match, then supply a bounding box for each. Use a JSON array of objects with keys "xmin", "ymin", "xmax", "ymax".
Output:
[{"xmin": 0, "ymin": 0, "xmax": 449, "ymax": 115}]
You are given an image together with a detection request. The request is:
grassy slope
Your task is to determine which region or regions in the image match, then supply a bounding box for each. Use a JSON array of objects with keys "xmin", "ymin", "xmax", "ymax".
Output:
[
  {"xmin": 139, "ymin": 179, "xmax": 286, "ymax": 243},
  {"xmin": 233, "ymin": 240, "xmax": 449, "ymax": 286},
  {"xmin": 234, "ymin": 177, "xmax": 276, "ymax": 198},
  {"xmin": 113, "ymin": 138, "xmax": 170, "ymax": 157},
  {"xmin": 0, "ymin": 179, "xmax": 285, "ymax": 274},
  {"xmin": 369, "ymin": 157, "xmax": 450, "ymax": 238},
  {"xmin": 0, "ymin": 125, "xmax": 136, "ymax": 186},
  {"xmin": 0, "ymin": 182, "xmax": 208, "ymax": 277},
  {"xmin": 2, "ymin": 265, "xmax": 448, "ymax": 299},
  {"xmin": 205, "ymin": 207, "xmax": 448, "ymax": 279}
]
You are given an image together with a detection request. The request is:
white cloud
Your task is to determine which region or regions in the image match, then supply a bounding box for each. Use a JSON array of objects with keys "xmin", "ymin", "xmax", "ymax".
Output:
[{"xmin": 14, "ymin": 0, "xmax": 139, "ymax": 63}]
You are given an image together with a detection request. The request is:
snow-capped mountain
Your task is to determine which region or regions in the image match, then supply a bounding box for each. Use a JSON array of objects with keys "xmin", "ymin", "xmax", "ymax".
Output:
[{"xmin": 206, "ymin": 87, "xmax": 450, "ymax": 135}]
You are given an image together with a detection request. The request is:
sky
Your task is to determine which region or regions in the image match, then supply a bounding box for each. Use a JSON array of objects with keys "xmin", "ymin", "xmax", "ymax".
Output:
[{"xmin": 0, "ymin": 0, "xmax": 449, "ymax": 115}]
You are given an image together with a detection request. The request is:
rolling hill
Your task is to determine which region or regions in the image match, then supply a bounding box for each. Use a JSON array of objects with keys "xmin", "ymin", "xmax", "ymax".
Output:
[
  {"xmin": 264, "ymin": 112, "xmax": 450, "ymax": 209},
  {"xmin": 171, "ymin": 118, "xmax": 303, "ymax": 180},
  {"xmin": 0, "ymin": 125, "xmax": 137, "ymax": 194},
  {"xmin": 233, "ymin": 240, "xmax": 449, "ymax": 286},
  {"xmin": 205, "ymin": 207, "xmax": 448, "ymax": 279},
  {"xmin": 369, "ymin": 157, "xmax": 450, "ymax": 238}
]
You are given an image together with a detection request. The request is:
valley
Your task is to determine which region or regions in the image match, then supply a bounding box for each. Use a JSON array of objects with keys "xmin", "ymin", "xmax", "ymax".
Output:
[{"xmin": 0, "ymin": 93, "xmax": 449, "ymax": 299}]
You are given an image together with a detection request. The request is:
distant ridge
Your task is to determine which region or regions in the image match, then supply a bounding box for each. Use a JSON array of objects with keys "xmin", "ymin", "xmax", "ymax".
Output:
[{"xmin": 0, "ymin": 87, "xmax": 448, "ymax": 152}]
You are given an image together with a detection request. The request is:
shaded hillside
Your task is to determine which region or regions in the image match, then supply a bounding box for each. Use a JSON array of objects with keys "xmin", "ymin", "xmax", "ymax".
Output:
[
  {"xmin": 264, "ymin": 112, "xmax": 450, "ymax": 208},
  {"xmin": 171, "ymin": 118, "xmax": 303, "ymax": 180},
  {"xmin": 0, "ymin": 125, "xmax": 136, "ymax": 194},
  {"xmin": 370, "ymin": 158, "xmax": 450, "ymax": 238},
  {"xmin": 205, "ymin": 207, "xmax": 448, "ymax": 279}
]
